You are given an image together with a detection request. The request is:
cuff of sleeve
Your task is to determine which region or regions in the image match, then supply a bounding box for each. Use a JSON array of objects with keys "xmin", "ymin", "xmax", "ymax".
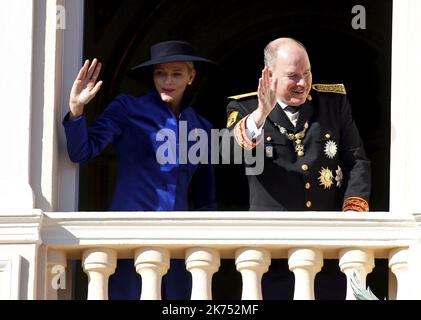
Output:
[
  {"xmin": 63, "ymin": 112, "xmax": 84, "ymax": 123},
  {"xmin": 342, "ymin": 197, "xmax": 369, "ymax": 212},
  {"xmin": 246, "ymin": 114, "xmax": 264, "ymax": 139},
  {"xmin": 234, "ymin": 115, "xmax": 263, "ymax": 150}
]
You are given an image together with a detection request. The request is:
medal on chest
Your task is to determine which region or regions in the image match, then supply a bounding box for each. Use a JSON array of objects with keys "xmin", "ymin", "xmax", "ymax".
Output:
[
  {"xmin": 272, "ymin": 121, "xmax": 309, "ymax": 157},
  {"xmin": 324, "ymin": 140, "xmax": 338, "ymax": 159}
]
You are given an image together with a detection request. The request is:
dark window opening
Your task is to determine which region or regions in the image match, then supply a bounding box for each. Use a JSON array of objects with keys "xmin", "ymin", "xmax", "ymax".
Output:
[{"xmin": 80, "ymin": 0, "xmax": 391, "ymax": 212}]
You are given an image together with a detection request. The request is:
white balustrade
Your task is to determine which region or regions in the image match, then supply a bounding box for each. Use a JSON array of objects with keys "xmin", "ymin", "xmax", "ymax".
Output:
[
  {"xmin": 46, "ymin": 250, "xmax": 67, "ymax": 300},
  {"xmin": 339, "ymin": 248, "xmax": 374, "ymax": 300},
  {"xmin": 185, "ymin": 248, "xmax": 220, "ymax": 300},
  {"xmin": 40, "ymin": 212, "xmax": 418, "ymax": 300},
  {"xmin": 134, "ymin": 248, "xmax": 170, "ymax": 300},
  {"xmin": 82, "ymin": 248, "xmax": 117, "ymax": 300},
  {"xmin": 389, "ymin": 248, "xmax": 409, "ymax": 300},
  {"xmin": 235, "ymin": 248, "xmax": 270, "ymax": 300},
  {"xmin": 288, "ymin": 248, "xmax": 323, "ymax": 300}
]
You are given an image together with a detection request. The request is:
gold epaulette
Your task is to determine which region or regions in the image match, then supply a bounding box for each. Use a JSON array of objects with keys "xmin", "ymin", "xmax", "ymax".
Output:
[
  {"xmin": 227, "ymin": 92, "xmax": 257, "ymax": 100},
  {"xmin": 312, "ymin": 84, "xmax": 346, "ymax": 95}
]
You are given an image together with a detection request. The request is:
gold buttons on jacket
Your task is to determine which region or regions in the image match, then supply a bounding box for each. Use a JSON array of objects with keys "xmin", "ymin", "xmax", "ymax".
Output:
[
  {"xmin": 266, "ymin": 136, "xmax": 272, "ymax": 142},
  {"xmin": 306, "ymin": 201, "xmax": 312, "ymax": 208},
  {"xmin": 301, "ymin": 164, "xmax": 309, "ymax": 171},
  {"xmin": 305, "ymin": 182, "xmax": 311, "ymax": 190},
  {"xmin": 325, "ymin": 133, "xmax": 331, "ymax": 139}
]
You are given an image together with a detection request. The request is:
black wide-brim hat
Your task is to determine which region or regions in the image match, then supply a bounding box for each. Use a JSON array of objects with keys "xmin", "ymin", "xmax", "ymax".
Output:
[{"xmin": 128, "ymin": 40, "xmax": 216, "ymax": 79}]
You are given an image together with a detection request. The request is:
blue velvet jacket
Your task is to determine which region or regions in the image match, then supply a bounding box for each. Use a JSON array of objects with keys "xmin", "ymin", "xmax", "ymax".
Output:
[{"xmin": 63, "ymin": 89, "xmax": 216, "ymax": 211}]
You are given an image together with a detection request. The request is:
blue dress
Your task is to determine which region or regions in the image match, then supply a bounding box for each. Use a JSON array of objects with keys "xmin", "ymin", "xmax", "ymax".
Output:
[{"xmin": 63, "ymin": 89, "xmax": 216, "ymax": 299}]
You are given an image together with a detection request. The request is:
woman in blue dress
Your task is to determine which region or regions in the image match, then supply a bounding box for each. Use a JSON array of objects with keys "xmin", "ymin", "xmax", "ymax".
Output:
[{"xmin": 63, "ymin": 41, "xmax": 217, "ymax": 299}]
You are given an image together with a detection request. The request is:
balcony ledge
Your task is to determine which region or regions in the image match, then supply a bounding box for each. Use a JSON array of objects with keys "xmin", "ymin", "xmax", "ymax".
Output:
[{"xmin": 40, "ymin": 211, "xmax": 417, "ymax": 259}]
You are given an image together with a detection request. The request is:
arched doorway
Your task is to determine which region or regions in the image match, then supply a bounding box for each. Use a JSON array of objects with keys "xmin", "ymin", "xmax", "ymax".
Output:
[{"xmin": 79, "ymin": 0, "xmax": 391, "ymax": 212}]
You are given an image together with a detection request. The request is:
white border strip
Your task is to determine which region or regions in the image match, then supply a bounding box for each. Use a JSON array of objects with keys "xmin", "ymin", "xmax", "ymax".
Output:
[{"xmin": 58, "ymin": 0, "xmax": 84, "ymax": 211}]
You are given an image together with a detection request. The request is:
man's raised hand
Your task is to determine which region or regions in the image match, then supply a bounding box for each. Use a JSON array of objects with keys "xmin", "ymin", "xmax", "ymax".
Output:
[{"xmin": 252, "ymin": 67, "xmax": 278, "ymax": 128}]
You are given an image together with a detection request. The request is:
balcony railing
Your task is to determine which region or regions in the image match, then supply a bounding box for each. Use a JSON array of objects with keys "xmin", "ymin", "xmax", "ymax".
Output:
[{"xmin": 35, "ymin": 211, "xmax": 418, "ymax": 300}]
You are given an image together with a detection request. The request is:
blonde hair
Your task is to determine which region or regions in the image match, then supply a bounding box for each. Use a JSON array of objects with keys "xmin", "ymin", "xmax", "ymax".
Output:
[{"xmin": 185, "ymin": 61, "xmax": 195, "ymax": 71}]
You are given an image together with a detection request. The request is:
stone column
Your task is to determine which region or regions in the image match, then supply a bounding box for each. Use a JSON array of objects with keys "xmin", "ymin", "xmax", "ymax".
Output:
[
  {"xmin": 185, "ymin": 248, "xmax": 220, "ymax": 300},
  {"xmin": 235, "ymin": 248, "xmax": 271, "ymax": 300},
  {"xmin": 339, "ymin": 248, "xmax": 374, "ymax": 300},
  {"xmin": 288, "ymin": 248, "xmax": 323, "ymax": 300},
  {"xmin": 390, "ymin": 0, "xmax": 421, "ymax": 213},
  {"xmin": 82, "ymin": 248, "xmax": 117, "ymax": 300},
  {"xmin": 389, "ymin": 248, "xmax": 409, "ymax": 300},
  {"xmin": 134, "ymin": 248, "xmax": 170, "ymax": 300}
]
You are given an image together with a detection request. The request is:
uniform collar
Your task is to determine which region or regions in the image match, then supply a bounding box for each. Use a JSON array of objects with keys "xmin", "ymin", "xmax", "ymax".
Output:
[
  {"xmin": 268, "ymin": 99, "xmax": 314, "ymax": 133},
  {"xmin": 267, "ymin": 102, "xmax": 295, "ymax": 131},
  {"xmin": 277, "ymin": 99, "xmax": 289, "ymax": 111},
  {"xmin": 295, "ymin": 100, "xmax": 313, "ymax": 131}
]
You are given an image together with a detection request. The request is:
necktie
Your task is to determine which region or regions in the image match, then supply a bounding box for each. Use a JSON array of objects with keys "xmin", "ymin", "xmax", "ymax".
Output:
[
  {"xmin": 285, "ymin": 105, "xmax": 300, "ymax": 114},
  {"xmin": 284, "ymin": 106, "xmax": 300, "ymax": 126}
]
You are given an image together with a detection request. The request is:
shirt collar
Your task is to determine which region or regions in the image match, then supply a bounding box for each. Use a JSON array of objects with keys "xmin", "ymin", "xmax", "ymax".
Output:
[{"xmin": 277, "ymin": 99, "xmax": 288, "ymax": 110}]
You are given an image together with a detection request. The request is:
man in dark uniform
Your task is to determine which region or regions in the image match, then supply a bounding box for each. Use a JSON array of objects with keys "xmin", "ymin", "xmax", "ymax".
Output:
[
  {"xmin": 225, "ymin": 37, "xmax": 371, "ymax": 212},
  {"xmin": 222, "ymin": 38, "xmax": 371, "ymax": 299}
]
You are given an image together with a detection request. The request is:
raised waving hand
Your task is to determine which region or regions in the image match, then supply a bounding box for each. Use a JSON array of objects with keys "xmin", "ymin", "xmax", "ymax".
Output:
[
  {"xmin": 69, "ymin": 59, "xmax": 103, "ymax": 119},
  {"xmin": 252, "ymin": 66, "xmax": 278, "ymax": 128}
]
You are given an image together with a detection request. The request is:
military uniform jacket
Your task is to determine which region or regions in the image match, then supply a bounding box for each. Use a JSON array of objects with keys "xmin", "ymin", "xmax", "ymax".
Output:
[
  {"xmin": 226, "ymin": 85, "xmax": 371, "ymax": 211},
  {"xmin": 63, "ymin": 89, "xmax": 216, "ymax": 211}
]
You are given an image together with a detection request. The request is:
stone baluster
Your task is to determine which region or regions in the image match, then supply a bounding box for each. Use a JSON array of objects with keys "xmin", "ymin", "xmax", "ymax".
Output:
[
  {"xmin": 46, "ymin": 250, "xmax": 67, "ymax": 300},
  {"xmin": 235, "ymin": 248, "xmax": 271, "ymax": 300},
  {"xmin": 82, "ymin": 248, "xmax": 117, "ymax": 300},
  {"xmin": 185, "ymin": 248, "xmax": 220, "ymax": 300},
  {"xmin": 339, "ymin": 248, "xmax": 374, "ymax": 300},
  {"xmin": 389, "ymin": 248, "xmax": 409, "ymax": 300},
  {"xmin": 134, "ymin": 248, "xmax": 170, "ymax": 300},
  {"xmin": 288, "ymin": 248, "xmax": 323, "ymax": 300}
]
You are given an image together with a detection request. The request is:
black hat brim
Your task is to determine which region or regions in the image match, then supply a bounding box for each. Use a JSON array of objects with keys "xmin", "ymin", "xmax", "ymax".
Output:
[{"xmin": 127, "ymin": 55, "xmax": 217, "ymax": 80}]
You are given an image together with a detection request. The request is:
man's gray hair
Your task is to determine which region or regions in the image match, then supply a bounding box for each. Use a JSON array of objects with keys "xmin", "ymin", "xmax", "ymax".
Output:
[{"xmin": 264, "ymin": 38, "xmax": 308, "ymax": 69}]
